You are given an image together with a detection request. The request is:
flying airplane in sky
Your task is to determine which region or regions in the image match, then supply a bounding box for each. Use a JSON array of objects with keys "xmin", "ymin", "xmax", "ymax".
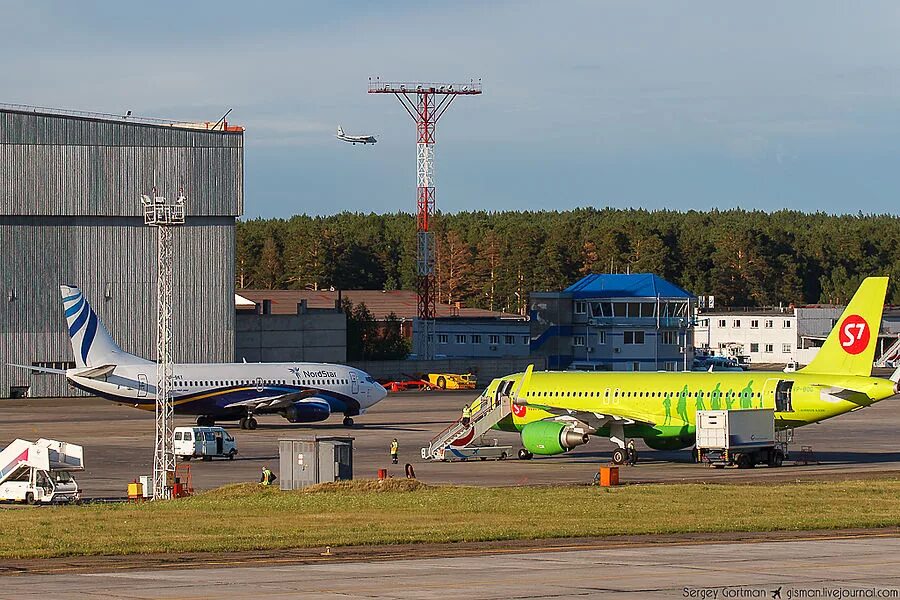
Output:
[
  {"xmin": 336, "ymin": 126, "xmax": 377, "ymax": 145},
  {"xmin": 477, "ymin": 277, "xmax": 900, "ymax": 464},
  {"xmin": 10, "ymin": 286, "xmax": 387, "ymax": 429}
]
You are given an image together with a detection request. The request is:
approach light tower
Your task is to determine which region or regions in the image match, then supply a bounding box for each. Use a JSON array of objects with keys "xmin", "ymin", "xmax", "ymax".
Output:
[
  {"xmin": 369, "ymin": 78, "xmax": 482, "ymax": 358},
  {"xmin": 141, "ymin": 189, "xmax": 185, "ymax": 500}
]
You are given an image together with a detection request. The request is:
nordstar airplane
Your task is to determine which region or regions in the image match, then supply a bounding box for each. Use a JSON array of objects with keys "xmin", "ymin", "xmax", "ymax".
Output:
[
  {"xmin": 10, "ymin": 285, "xmax": 387, "ymax": 429},
  {"xmin": 481, "ymin": 277, "xmax": 900, "ymax": 464}
]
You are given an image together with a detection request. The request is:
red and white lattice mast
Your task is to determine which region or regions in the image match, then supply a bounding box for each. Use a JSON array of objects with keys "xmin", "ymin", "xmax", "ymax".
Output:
[{"xmin": 369, "ymin": 78, "xmax": 482, "ymax": 358}]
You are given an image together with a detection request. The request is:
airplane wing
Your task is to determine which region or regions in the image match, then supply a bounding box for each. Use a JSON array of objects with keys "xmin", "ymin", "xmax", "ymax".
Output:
[
  {"xmin": 516, "ymin": 399, "xmax": 657, "ymax": 433},
  {"xmin": 223, "ymin": 389, "xmax": 320, "ymax": 412}
]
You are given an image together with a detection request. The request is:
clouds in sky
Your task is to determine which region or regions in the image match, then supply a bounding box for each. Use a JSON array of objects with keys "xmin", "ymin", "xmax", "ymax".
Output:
[{"xmin": 4, "ymin": 1, "xmax": 900, "ymax": 216}]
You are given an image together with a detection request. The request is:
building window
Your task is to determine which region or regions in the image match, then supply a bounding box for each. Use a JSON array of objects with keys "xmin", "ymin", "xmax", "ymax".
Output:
[
  {"xmin": 718, "ymin": 319, "xmax": 726, "ymax": 328},
  {"xmin": 764, "ymin": 344, "xmax": 773, "ymax": 353},
  {"xmin": 765, "ymin": 320, "xmax": 773, "ymax": 328},
  {"xmin": 574, "ymin": 301, "xmax": 587, "ymax": 315},
  {"xmin": 504, "ymin": 335, "xmax": 514, "ymax": 345},
  {"xmin": 660, "ymin": 331, "xmax": 678, "ymax": 345},
  {"xmin": 597, "ymin": 331, "xmax": 607, "ymax": 344},
  {"xmin": 751, "ymin": 320, "xmax": 759, "ymax": 328},
  {"xmin": 623, "ymin": 331, "xmax": 645, "ymax": 345},
  {"xmin": 733, "ymin": 319, "xmax": 741, "ymax": 328},
  {"xmin": 489, "ymin": 334, "xmax": 499, "ymax": 345},
  {"xmin": 782, "ymin": 343, "xmax": 792, "ymax": 353},
  {"xmin": 438, "ymin": 334, "xmax": 448, "ymax": 344},
  {"xmin": 471, "ymin": 334, "xmax": 482, "ymax": 344},
  {"xmin": 573, "ymin": 335, "xmax": 586, "ymax": 347},
  {"xmin": 784, "ymin": 320, "xmax": 792, "ymax": 328},
  {"xmin": 522, "ymin": 336, "xmax": 530, "ymax": 345},
  {"xmin": 455, "ymin": 334, "xmax": 467, "ymax": 344},
  {"xmin": 750, "ymin": 343, "xmax": 759, "ymax": 353}
]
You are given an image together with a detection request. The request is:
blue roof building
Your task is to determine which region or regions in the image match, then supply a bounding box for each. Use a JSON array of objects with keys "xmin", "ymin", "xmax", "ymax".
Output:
[{"xmin": 530, "ymin": 273, "xmax": 697, "ymax": 371}]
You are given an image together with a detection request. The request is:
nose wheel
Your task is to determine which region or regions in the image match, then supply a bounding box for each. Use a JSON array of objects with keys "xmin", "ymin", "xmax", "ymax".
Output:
[{"xmin": 342, "ymin": 416, "xmax": 354, "ymax": 427}]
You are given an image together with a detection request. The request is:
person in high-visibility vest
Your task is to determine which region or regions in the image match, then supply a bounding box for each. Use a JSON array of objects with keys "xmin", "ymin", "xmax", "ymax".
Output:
[
  {"xmin": 260, "ymin": 466, "xmax": 276, "ymax": 485},
  {"xmin": 390, "ymin": 439, "xmax": 399, "ymax": 464},
  {"xmin": 461, "ymin": 405, "xmax": 471, "ymax": 427}
]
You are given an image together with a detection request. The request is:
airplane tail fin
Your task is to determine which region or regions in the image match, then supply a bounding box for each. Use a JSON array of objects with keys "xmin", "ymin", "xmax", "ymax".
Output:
[
  {"xmin": 59, "ymin": 285, "xmax": 149, "ymax": 368},
  {"xmin": 337, "ymin": 126, "xmax": 344, "ymax": 136},
  {"xmin": 800, "ymin": 276, "xmax": 888, "ymax": 377}
]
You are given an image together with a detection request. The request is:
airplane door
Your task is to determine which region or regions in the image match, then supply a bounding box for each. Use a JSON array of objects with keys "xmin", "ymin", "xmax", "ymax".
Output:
[
  {"xmin": 763, "ymin": 378, "xmax": 794, "ymax": 412},
  {"xmin": 255, "ymin": 377, "xmax": 264, "ymax": 392},
  {"xmin": 350, "ymin": 372, "xmax": 360, "ymax": 395},
  {"xmin": 137, "ymin": 374, "xmax": 148, "ymax": 398}
]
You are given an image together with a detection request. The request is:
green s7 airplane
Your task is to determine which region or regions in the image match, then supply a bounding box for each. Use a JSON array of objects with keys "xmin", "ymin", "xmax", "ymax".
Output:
[{"xmin": 480, "ymin": 277, "xmax": 899, "ymax": 464}]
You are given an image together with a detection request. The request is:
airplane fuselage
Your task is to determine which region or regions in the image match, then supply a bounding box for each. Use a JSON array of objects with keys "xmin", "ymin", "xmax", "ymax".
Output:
[
  {"xmin": 487, "ymin": 370, "xmax": 896, "ymax": 448},
  {"xmin": 67, "ymin": 361, "xmax": 386, "ymax": 420}
]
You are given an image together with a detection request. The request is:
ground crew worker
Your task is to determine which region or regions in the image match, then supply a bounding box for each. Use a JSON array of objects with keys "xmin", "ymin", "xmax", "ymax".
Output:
[
  {"xmin": 626, "ymin": 439, "xmax": 637, "ymax": 466},
  {"xmin": 260, "ymin": 466, "xmax": 276, "ymax": 485},
  {"xmin": 390, "ymin": 438, "xmax": 399, "ymax": 464},
  {"xmin": 461, "ymin": 405, "xmax": 471, "ymax": 427}
]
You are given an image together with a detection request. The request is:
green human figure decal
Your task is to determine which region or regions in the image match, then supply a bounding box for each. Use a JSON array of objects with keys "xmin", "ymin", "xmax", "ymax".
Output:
[
  {"xmin": 739, "ymin": 380, "xmax": 754, "ymax": 409},
  {"xmin": 710, "ymin": 382, "xmax": 722, "ymax": 410},
  {"xmin": 676, "ymin": 385, "xmax": 689, "ymax": 423},
  {"xmin": 662, "ymin": 393, "xmax": 672, "ymax": 425},
  {"xmin": 725, "ymin": 389, "xmax": 736, "ymax": 410},
  {"xmin": 695, "ymin": 388, "xmax": 706, "ymax": 411}
]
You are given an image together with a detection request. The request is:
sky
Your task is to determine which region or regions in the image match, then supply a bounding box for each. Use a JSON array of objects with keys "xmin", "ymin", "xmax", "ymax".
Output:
[{"xmin": 3, "ymin": 1, "xmax": 900, "ymax": 218}]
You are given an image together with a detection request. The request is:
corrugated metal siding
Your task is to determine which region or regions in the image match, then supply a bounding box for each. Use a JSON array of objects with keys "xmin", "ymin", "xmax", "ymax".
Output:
[
  {"xmin": 0, "ymin": 108, "xmax": 242, "ymax": 397},
  {"xmin": 0, "ymin": 109, "xmax": 243, "ymax": 217}
]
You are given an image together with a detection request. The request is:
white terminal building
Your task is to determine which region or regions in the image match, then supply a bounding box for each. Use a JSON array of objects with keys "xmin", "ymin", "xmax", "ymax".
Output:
[{"xmin": 695, "ymin": 304, "xmax": 900, "ymax": 366}]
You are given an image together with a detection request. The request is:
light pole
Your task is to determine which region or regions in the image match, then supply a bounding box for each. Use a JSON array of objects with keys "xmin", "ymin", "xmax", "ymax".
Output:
[{"xmin": 141, "ymin": 189, "xmax": 185, "ymax": 500}]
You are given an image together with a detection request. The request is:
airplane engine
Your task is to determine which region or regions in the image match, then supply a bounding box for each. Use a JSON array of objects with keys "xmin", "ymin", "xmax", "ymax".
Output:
[
  {"xmin": 282, "ymin": 399, "xmax": 332, "ymax": 423},
  {"xmin": 520, "ymin": 421, "xmax": 589, "ymax": 456}
]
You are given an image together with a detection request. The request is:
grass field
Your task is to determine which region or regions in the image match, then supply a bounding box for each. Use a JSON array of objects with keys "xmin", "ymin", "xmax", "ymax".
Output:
[{"xmin": 2, "ymin": 478, "xmax": 900, "ymax": 559}]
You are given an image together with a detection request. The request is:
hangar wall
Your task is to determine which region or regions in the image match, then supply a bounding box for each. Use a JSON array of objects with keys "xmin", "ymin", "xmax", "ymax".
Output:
[{"xmin": 0, "ymin": 107, "xmax": 243, "ymax": 397}]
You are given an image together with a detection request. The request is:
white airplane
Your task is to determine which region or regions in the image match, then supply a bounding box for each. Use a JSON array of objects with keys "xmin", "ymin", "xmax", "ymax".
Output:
[
  {"xmin": 336, "ymin": 126, "xmax": 377, "ymax": 145},
  {"xmin": 10, "ymin": 285, "xmax": 387, "ymax": 430}
]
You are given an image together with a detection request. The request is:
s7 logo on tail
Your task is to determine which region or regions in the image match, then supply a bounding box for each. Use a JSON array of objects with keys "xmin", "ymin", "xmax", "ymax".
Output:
[{"xmin": 839, "ymin": 315, "xmax": 870, "ymax": 355}]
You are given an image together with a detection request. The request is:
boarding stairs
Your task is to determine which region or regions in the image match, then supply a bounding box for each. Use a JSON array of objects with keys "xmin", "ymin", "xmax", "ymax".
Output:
[
  {"xmin": 0, "ymin": 438, "xmax": 84, "ymax": 484},
  {"xmin": 422, "ymin": 394, "xmax": 513, "ymax": 460},
  {"xmin": 875, "ymin": 335, "xmax": 900, "ymax": 368}
]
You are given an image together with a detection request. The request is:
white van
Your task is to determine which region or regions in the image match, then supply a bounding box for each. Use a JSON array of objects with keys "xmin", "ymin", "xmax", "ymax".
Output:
[{"xmin": 174, "ymin": 427, "xmax": 237, "ymax": 461}]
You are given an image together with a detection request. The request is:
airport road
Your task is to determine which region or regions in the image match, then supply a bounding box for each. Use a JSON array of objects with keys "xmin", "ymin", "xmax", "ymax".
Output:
[
  {"xmin": 3, "ymin": 536, "xmax": 900, "ymax": 598},
  {"xmin": 1, "ymin": 389, "xmax": 900, "ymax": 497}
]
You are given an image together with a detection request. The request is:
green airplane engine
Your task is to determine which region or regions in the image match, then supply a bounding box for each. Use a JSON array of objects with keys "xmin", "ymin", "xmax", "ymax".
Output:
[{"xmin": 521, "ymin": 421, "xmax": 589, "ymax": 455}]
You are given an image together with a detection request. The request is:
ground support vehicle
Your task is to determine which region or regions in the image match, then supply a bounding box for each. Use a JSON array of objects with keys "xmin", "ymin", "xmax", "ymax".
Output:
[
  {"xmin": 696, "ymin": 409, "xmax": 785, "ymax": 468},
  {"xmin": 427, "ymin": 373, "xmax": 477, "ymax": 390},
  {"xmin": 174, "ymin": 427, "xmax": 237, "ymax": 461},
  {"xmin": 0, "ymin": 438, "xmax": 84, "ymax": 504}
]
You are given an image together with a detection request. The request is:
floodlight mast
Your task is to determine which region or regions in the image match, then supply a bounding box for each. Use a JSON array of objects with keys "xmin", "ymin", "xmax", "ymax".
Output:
[
  {"xmin": 141, "ymin": 190, "xmax": 185, "ymax": 500},
  {"xmin": 368, "ymin": 78, "xmax": 482, "ymax": 359}
]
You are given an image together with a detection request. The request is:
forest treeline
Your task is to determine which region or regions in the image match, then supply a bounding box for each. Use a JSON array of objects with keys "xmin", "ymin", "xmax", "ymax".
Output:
[{"xmin": 236, "ymin": 208, "xmax": 900, "ymax": 310}]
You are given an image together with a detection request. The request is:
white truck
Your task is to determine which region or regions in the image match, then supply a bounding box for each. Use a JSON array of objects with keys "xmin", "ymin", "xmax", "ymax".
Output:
[
  {"xmin": 0, "ymin": 438, "xmax": 84, "ymax": 504},
  {"xmin": 696, "ymin": 409, "xmax": 786, "ymax": 468}
]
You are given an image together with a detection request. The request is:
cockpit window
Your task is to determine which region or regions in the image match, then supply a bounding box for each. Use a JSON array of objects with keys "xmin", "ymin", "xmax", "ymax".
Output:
[{"xmin": 365, "ymin": 377, "xmax": 376, "ymax": 384}]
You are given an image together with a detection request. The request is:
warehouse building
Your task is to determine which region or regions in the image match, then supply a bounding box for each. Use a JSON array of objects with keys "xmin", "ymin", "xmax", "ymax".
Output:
[
  {"xmin": 0, "ymin": 104, "xmax": 243, "ymax": 397},
  {"xmin": 530, "ymin": 273, "xmax": 696, "ymax": 371}
]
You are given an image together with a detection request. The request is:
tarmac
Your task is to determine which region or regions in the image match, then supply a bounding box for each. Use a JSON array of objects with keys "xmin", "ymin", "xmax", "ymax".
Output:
[
  {"xmin": 1, "ymin": 386, "xmax": 900, "ymax": 497},
  {"xmin": 2, "ymin": 535, "xmax": 900, "ymax": 598}
]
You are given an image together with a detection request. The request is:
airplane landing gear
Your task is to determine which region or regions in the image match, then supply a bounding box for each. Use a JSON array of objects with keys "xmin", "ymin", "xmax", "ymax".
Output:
[
  {"xmin": 197, "ymin": 416, "xmax": 215, "ymax": 427},
  {"xmin": 342, "ymin": 416, "xmax": 354, "ymax": 427},
  {"xmin": 239, "ymin": 415, "xmax": 258, "ymax": 430},
  {"xmin": 609, "ymin": 422, "xmax": 627, "ymax": 465}
]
